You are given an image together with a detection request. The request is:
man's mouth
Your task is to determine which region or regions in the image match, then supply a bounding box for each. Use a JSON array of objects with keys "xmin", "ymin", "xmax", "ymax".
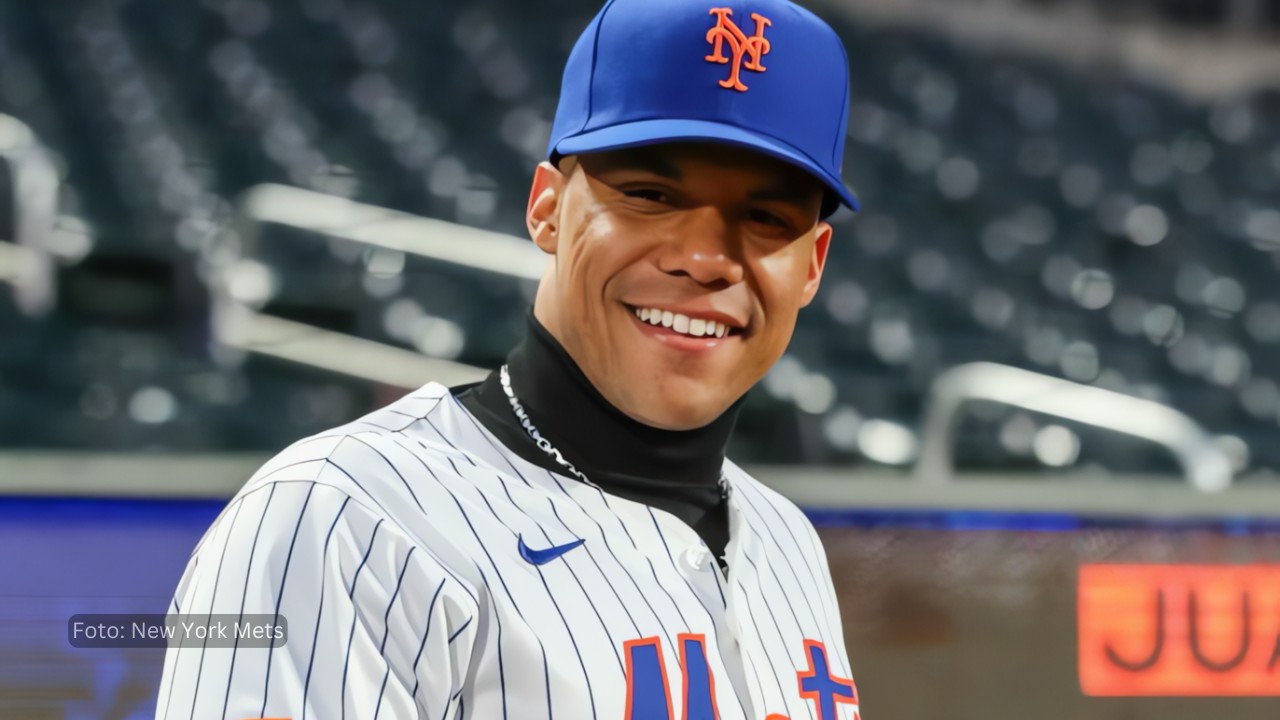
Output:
[{"xmin": 625, "ymin": 305, "xmax": 747, "ymax": 339}]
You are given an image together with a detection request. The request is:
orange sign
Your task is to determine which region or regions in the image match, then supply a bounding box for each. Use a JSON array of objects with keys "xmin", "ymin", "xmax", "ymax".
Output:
[{"xmin": 1078, "ymin": 564, "xmax": 1280, "ymax": 696}]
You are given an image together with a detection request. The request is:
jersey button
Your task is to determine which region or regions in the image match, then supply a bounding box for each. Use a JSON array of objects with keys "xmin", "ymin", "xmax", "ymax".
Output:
[{"xmin": 681, "ymin": 546, "xmax": 712, "ymax": 572}]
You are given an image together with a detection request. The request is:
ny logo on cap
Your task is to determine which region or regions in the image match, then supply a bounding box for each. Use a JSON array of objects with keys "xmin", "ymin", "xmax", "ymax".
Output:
[{"xmin": 704, "ymin": 8, "xmax": 772, "ymax": 92}]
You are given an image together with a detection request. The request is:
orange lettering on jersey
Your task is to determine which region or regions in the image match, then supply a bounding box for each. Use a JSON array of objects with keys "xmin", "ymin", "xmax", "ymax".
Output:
[{"xmin": 704, "ymin": 8, "xmax": 772, "ymax": 92}]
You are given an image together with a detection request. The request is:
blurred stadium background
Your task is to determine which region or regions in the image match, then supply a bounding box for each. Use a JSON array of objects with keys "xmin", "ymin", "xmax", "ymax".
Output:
[{"xmin": 2, "ymin": 0, "xmax": 1280, "ymax": 717}]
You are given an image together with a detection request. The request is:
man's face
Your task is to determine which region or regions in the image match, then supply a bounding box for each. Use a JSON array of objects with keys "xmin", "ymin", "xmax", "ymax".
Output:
[{"xmin": 527, "ymin": 142, "xmax": 832, "ymax": 430}]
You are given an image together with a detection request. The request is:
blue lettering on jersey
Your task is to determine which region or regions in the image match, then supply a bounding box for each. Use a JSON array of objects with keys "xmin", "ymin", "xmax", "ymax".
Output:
[
  {"xmin": 798, "ymin": 640, "xmax": 857, "ymax": 720},
  {"xmin": 679, "ymin": 634, "xmax": 718, "ymax": 719},
  {"xmin": 622, "ymin": 635, "xmax": 860, "ymax": 720},
  {"xmin": 623, "ymin": 634, "xmax": 717, "ymax": 719},
  {"xmin": 625, "ymin": 637, "xmax": 675, "ymax": 719}
]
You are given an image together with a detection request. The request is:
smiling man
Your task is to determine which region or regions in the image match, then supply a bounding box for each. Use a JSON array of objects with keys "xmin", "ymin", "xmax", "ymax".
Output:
[
  {"xmin": 526, "ymin": 144, "xmax": 832, "ymax": 432},
  {"xmin": 156, "ymin": 0, "xmax": 861, "ymax": 718}
]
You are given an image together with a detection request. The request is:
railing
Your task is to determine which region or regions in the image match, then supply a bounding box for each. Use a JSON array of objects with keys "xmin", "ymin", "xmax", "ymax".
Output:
[
  {"xmin": 1, "ymin": 453, "xmax": 1275, "ymax": 521},
  {"xmin": 916, "ymin": 362, "xmax": 1234, "ymax": 493},
  {"xmin": 211, "ymin": 183, "xmax": 551, "ymax": 386},
  {"xmin": 0, "ymin": 113, "xmax": 59, "ymax": 317}
]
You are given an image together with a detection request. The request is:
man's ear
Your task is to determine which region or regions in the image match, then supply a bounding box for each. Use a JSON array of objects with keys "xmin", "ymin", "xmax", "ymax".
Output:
[
  {"xmin": 527, "ymin": 161, "xmax": 565, "ymax": 254},
  {"xmin": 799, "ymin": 222, "xmax": 833, "ymax": 308}
]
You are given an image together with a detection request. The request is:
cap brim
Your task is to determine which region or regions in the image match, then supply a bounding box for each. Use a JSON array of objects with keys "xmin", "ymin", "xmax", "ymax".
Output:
[{"xmin": 552, "ymin": 118, "xmax": 860, "ymax": 215}]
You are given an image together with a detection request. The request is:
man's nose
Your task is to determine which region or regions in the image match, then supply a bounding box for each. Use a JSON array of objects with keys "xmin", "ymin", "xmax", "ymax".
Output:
[{"xmin": 656, "ymin": 209, "xmax": 745, "ymax": 287}]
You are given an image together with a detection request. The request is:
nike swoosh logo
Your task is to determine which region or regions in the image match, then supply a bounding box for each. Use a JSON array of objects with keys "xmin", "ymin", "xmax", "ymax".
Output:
[{"xmin": 518, "ymin": 535, "xmax": 586, "ymax": 565}]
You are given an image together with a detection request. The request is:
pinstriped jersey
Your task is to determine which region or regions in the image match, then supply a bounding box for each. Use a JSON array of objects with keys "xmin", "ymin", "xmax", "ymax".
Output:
[{"xmin": 155, "ymin": 382, "xmax": 860, "ymax": 720}]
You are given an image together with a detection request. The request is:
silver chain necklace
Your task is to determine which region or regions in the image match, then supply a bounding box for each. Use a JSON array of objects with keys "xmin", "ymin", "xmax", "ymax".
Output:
[{"xmin": 499, "ymin": 363, "xmax": 730, "ymax": 501}]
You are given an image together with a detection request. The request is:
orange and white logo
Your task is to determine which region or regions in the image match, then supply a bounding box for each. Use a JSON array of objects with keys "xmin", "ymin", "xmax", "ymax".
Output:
[{"xmin": 704, "ymin": 8, "xmax": 772, "ymax": 92}]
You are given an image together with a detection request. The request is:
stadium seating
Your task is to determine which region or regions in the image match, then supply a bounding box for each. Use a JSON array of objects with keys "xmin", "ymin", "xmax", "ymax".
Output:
[{"xmin": 2, "ymin": 0, "xmax": 1279, "ymax": 479}]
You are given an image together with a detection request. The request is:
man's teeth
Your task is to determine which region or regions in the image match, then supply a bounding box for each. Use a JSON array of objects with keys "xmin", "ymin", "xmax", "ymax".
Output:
[{"xmin": 634, "ymin": 307, "xmax": 729, "ymax": 338}]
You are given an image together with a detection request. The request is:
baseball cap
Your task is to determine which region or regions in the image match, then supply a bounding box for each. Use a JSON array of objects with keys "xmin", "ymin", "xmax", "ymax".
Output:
[{"xmin": 547, "ymin": 0, "xmax": 859, "ymax": 217}]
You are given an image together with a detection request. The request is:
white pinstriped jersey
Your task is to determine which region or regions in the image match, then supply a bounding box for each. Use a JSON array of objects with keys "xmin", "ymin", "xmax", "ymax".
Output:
[{"xmin": 156, "ymin": 382, "xmax": 860, "ymax": 720}]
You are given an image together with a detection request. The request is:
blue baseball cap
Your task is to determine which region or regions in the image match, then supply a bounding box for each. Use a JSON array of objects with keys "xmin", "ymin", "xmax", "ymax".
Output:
[{"xmin": 547, "ymin": 0, "xmax": 859, "ymax": 217}]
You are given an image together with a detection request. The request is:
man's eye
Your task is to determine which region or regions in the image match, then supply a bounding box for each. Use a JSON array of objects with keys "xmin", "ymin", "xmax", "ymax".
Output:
[
  {"xmin": 747, "ymin": 209, "xmax": 787, "ymax": 227},
  {"xmin": 623, "ymin": 188, "xmax": 670, "ymax": 204}
]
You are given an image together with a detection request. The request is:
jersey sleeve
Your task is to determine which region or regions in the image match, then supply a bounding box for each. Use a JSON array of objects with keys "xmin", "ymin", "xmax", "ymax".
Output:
[{"xmin": 155, "ymin": 479, "xmax": 479, "ymax": 720}]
